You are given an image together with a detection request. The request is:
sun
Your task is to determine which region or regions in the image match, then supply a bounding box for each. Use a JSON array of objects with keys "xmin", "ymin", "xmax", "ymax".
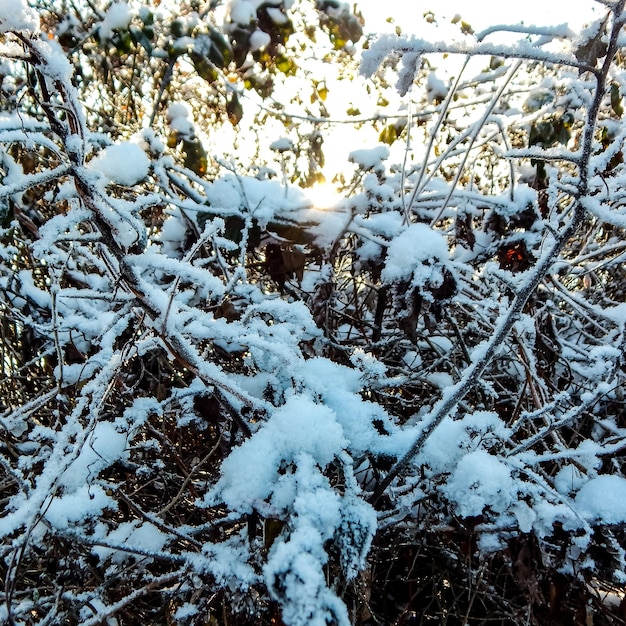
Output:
[{"xmin": 305, "ymin": 182, "xmax": 340, "ymax": 210}]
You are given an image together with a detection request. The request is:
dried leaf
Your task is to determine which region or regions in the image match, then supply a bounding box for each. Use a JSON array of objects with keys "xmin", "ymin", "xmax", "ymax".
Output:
[
  {"xmin": 263, "ymin": 518, "xmax": 284, "ymax": 550},
  {"xmin": 498, "ymin": 241, "xmax": 531, "ymax": 272},
  {"xmin": 282, "ymin": 247, "xmax": 306, "ymax": 282},
  {"xmin": 574, "ymin": 17, "xmax": 609, "ymax": 67},
  {"xmin": 265, "ymin": 243, "xmax": 307, "ymax": 287},
  {"xmin": 455, "ymin": 212, "xmax": 475, "ymax": 250}
]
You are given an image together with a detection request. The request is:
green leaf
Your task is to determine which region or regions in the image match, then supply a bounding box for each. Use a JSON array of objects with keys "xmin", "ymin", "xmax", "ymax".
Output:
[
  {"xmin": 190, "ymin": 51, "xmax": 219, "ymax": 83},
  {"xmin": 208, "ymin": 28, "xmax": 233, "ymax": 67},
  {"xmin": 170, "ymin": 18, "xmax": 187, "ymax": 39},
  {"xmin": 611, "ymin": 82, "xmax": 623, "ymax": 117},
  {"xmin": 489, "ymin": 56, "xmax": 504, "ymax": 70},
  {"xmin": 379, "ymin": 124, "xmax": 397, "ymax": 145},
  {"xmin": 227, "ymin": 93, "xmax": 244, "ymax": 126},
  {"xmin": 450, "ymin": 14, "xmax": 473, "ymax": 33},
  {"xmin": 113, "ymin": 31, "xmax": 132, "ymax": 54},
  {"xmin": 244, "ymin": 75, "xmax": 274, "ymax": 98},
  {"xmin": 141, "ymin": 10, "xmax": 154, "ymax": 27},
  {"xmin": 275, "ymin": 53, "xmax": 298, "ymax": 76},
  {"xmin": 182, "ymin": 138, "xmax": 208, "ymax": 175},
  {"xmin": 460, "ymin": 21, "xmax": 474, "ymax": 35},
  {"xmin": 130, "ymin": 25, "xmax": 153, "ymax": 53},
  {"xmin": 554, "ymin": 122, "xmax": 570, "ymax": 146},
  {"xmin": 529, "ymin": 120, "xmax": 554, "ymax": 147}
]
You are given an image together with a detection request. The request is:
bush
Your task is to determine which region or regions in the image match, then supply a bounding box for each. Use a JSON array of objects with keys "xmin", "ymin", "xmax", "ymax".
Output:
[{"xmin": 1, "ymin": 1, "xmax": 626, "ymax": 624}]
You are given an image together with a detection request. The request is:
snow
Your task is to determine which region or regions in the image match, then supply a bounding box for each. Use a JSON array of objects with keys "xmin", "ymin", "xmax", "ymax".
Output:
[
  {"xmin": 423, "ymin": 335, "xmax": 453, "ymax": 354},
  {"xmin": 92, "ymin": 520, "xmax": 168, "ymax": 561},
  {"xmin": 210, "ymin": 395, "xmax": 346, "ymax": 511},
  {"xmin": 200, "ymin": 538, "xmax": 259, "ymax": 588},
  {"xmin": 45, "ymin": 485, "xmax": 112, "ymax": 527},
  {"xmin": 355, "ymin": 210, "xmax": 403, "ymax": 238},
  {"xmin": 98, "ymin": 2, "xmax": 133, "ymax": 40},
  {"xmin": 0, "ymin": 0, "xmax": 39, "ymax": 33},
  {"xmin": 267, "ymin": 7, "xmax": 289, "ymax": 25},
  {"xmin": 271, "ymin": 137, "xmax": 295, "ymax": 152},
  {"xmin": 349, "ymin": 348, "xmax": 387, "ymax": 381},
  {"xmin": 229, "ymin": 0, "xmax": 256, "ymax": 25},
  {"xmin": 249, "ymin": 29, "xmax": 271, "ymax": 51},
  {"xmin": 575, "ymin": 476, "xmax": 626, "ymax": 525},
  {"xmin": 512, "ymin": 501, "xmax": 537, "ymax": 533},
  {"xmin": 554, "ymin": 464, "xmax": 587, "ymax": 496},
  {"xmin": 402, "ymin": 350, "xmax": 423, "ymax": 368},
  {"xmin": 348, "ymin": 145, "xmax": 390, "ymax": 171},
  {"xmin": 444, "ymin": 450, "xmax": 515, "ymax": 518},
  {"xmin": 167, "ymin": 102, "xmax": 191, "ymax": 122},
  {"xmin": 419, "ymin": 411, "xmax": 510, "ymax": 474},
  {"xmin": 426, "ymin": 71, "xmax": 448, "ymax": 103},
  {"xmin": 426, "ymin": 371, "xmax": 454, "ymax": 389},
  {"xmin": 4, "ymin": 2, "xmax": 626, "ymax": 623},
  {"xmin": 17, "ymin": 269, "xmax": 50, "ymax": 309},
  {"xmin": 58, "ymin": 421, "xmax": 128, "ymax": 492},
  {"xmin": 174, "ymin": 603, "xmax": 198, "ymax": 621},
  {"xmin": 204, "ymin": 388, "xmax": 377, "ymax": 626},
  {"xmin": 381, "ymin": 222, "xmax": 449, "ymax": 283},
  {"xmin": 88, "ymin": 142, "xmax": 150, "ymax": 186}
]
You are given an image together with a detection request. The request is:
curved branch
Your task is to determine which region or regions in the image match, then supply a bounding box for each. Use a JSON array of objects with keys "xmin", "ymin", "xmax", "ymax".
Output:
[{"xmin": 369, "ymin": 1, "xmax": 626, "ymax": 505}]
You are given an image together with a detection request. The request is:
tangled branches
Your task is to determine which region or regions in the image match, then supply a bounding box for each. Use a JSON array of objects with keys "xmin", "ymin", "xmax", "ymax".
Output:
[{"xmin": 2, "ymin": 1, "xmax": 626, "ymax": 625}]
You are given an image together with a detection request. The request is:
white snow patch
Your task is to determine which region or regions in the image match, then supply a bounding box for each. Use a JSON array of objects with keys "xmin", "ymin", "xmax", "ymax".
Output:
[
  {"xmin": 554, "ymin": 464, "xmax": 587, "ymax": 495},
  {"xmin": 59, "ymin": 421, "xmax": 128, "ymax": 492},
  {"xmin": 575, "ymin": 475, "xmax": 626, "ymax": 524},
  {"xmin": 249, "ymin": 29, "xmax": 271, "ymax": 51},
  {"xmin": 348, "ymin": 144, "xmax": 390, "ymax": 171},
  {"xmin": 382, "ymin": 222, "xmax": 448, "ymax": 284},
  {"xmin": 46, "ymin": 485, "xmax": 112, "ymax": 527},
  {"xmin": 98, "ymin": 2, "xmax": 133, "ymax": 40},
  {"xmin": 92, "ymin": 520, "xmax": 168, "ymax": 562},
  {"xmin": 230, "ymin": 0, "xmax": 256, "ymax": 25},
  {"xmin": 444, "ymin": 450, "xmax": 514, "ymax": 518},
  {"xmin": 211, "ymin": 395, "xmax": 347, "ymax": 512},
  {"xmin": 426, "ymin": 71, "xmax": 448, "ymax": 103},
  {"xmin": 89, "ymin": 142, "xmax": 150, "ymax": 186},
  {"xmin": 174, "ymin": 603, "xmax": 198, "ymax": 621},
  {"xmin": 271, "ymin": 137, "xmax": 295, "ymax": 152},
  {"xmin": 512, "ymin": 502, "xmax": 537, "ymax": 533},
  {"xmin": 0, "ymin": 0, "xmax": 39, "ymax": 33}
]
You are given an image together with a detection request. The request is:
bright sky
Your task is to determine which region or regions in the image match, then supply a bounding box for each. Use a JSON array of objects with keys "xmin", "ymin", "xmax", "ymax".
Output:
[
  {"xmin": 360, "ymin": 0, "xmax": 601, "ymax": 34},
  {"xmin": 302, "ymin": 0, "xmax": 603, "ymax": 204}
]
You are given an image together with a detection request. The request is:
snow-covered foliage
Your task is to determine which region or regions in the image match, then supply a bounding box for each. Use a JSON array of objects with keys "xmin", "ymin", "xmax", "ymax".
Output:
[{"xmin": 1, "ymin": 0, "xmax": 626, "ymax": 624}]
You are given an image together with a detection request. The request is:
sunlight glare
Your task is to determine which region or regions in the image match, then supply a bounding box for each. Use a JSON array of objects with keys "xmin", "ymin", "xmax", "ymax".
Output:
[{"xmin": 306, "ymin": 182, "xmax": 341, "ymax": 211}]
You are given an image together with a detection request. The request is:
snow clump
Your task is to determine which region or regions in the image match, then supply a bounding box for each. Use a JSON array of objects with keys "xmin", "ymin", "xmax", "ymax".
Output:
[
  {"xmin": 97, "ymin": 2, "xmax": 133, "ymax": 40},
  {"xmin": 89, "ymin": 142, "xmax": 150, "ymax": 186},
  {"xmin": 0, "ymin": 0, "xmax": 39, "ymax": 33},
  {"xmin": 382, "ymin": 222, "xmax": 448, "ymax": 285}
]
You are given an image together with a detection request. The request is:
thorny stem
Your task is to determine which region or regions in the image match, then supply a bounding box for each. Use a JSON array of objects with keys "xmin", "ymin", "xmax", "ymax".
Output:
[{"xmin": 369, "ymin": 4, "xmax": 626, "ymax": 505}]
